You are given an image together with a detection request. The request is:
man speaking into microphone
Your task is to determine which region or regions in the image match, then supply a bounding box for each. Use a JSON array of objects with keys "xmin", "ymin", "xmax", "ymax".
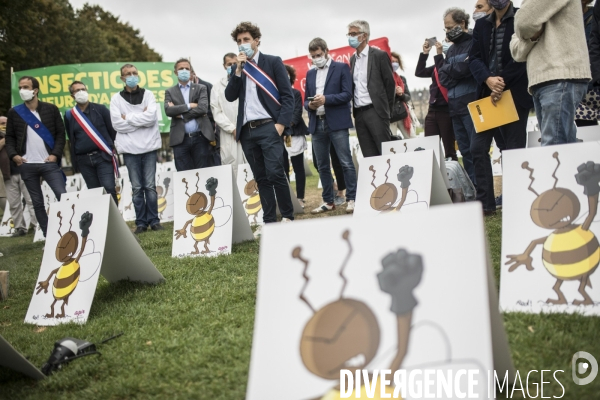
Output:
[{"xmin": 225, "ymin": 21, "xmax": 295, "ymax": 237}]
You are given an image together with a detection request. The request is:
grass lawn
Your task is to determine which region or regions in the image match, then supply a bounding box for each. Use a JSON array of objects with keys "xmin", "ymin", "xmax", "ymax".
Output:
[{"xmin": 0, "ymin": 167, "xmax": 599, "ymax": 399}]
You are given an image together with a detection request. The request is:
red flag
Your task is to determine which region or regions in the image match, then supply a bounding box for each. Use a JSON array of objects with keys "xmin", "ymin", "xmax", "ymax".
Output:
[{"xmin": 283, "ymin": 37, "xmax": 391, "ymax": 100}]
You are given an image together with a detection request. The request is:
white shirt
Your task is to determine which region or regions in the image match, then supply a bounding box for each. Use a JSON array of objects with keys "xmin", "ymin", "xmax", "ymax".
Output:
[
  {"xmin": 23, "ymin": 110, "xmax": 49, "ymax": 163},
  {"xmin": 353, "ymin": 45, "xmax": 373, "ymax": 107},
  {"xmin": 315, "ymin": 58, "xmax": 332, "ymax": 115},
  {"xmin": 238, "ymin": 51, "xmax": 272, "ymax": 124}
]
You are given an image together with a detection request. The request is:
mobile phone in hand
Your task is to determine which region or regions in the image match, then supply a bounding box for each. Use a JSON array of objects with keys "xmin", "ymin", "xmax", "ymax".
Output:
[
  {"xmin": 307, "ymin": 97, "xmax": 315, "ymax": 102},
  {"xmin": 427, "ymin": 37, "xmax": 437, "ymax": 47}
]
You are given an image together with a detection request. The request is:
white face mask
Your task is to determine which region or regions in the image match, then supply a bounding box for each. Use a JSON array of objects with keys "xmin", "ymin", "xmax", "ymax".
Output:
[
  {"xmin": 19, "ymin": 89, "xmax": 35, "ymax": 102},
  {"xmin": 312, "ymin": 56, "xmax": 328, "ymax": 68},
  {"xmin": 74, "ymin": 91, "xmax": 89, "ymax": 104}
]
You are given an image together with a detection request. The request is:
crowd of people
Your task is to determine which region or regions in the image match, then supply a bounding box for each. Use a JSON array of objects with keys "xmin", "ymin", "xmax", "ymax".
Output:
[{"xmin": 0, "ymin": 0, "xmax": 599, "ymax": 240}]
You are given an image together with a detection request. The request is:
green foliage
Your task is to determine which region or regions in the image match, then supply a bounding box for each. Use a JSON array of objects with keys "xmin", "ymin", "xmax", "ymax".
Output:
[{"xmin": 0, "ymin": 0, "xmax": 162, "ymax": 115}]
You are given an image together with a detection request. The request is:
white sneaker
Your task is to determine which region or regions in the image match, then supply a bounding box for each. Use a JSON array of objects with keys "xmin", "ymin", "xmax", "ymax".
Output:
[
  {"xmin": 281, "ymin": 217, "xmax": 293, "ymax": 223},
  {"xmin": 297, "ymin": 199, "xmax": 305, "ymax": 208},
  {"xmin": 311, "ymin": 202, "xmax": 335, "ymax": 214},
  {"xmin": 346, "ymin": 200, "xmax": 355, "ymax": 214},
  {"xmin": 253, "ymin": 225, "xmax": 263, "ymax": 239}
]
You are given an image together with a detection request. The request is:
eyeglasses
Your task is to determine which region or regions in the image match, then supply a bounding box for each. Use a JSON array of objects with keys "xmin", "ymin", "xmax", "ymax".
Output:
[
  {"xmin": 346, "ymin": 32, "xmax": 364, "ymax": 38},
  {"xmin": 71, "ymin": 88, "xmax": 87, "ymax": 93},
  {"xmin": 443, "ymin": 25, "xmax": 460, "ymax": 32}
]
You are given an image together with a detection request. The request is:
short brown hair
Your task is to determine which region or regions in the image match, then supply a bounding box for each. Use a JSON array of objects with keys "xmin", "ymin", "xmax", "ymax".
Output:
[
  {"xmin": 19, "ymin": 76, "xmax": 39, "ymax": 90},
  {"xmin": 174, "ymin": 58, "xmax": 192, "ymax": 71},
  {"xmin": 231, "ymin": 21, "xmax": 261, "ymax": 42},
  {"xmin": 120, "ymin": 63, "xmax": 137, "ymax": 75},
  {"xmin": 308, "ymin": 38, "xmax": 328, "ymax": 52},
  {"xmin": 285, "ymin": 65, "xmax": 296, "ymax": 85},
  {"xmin": 223, "ymin": 52, "xmax": 237, "ymax": 65},
  {"xmin": 390, "ymin": 52, "xmax": 404, "ymax": 71},
  {"xmin": 69, "ymin": 81, "xmax": 86, "ymax": 94}
]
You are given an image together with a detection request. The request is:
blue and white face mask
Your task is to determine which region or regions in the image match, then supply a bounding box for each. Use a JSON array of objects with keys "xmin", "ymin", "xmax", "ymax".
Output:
[
  {"xmin": 125, "ymin": 75, "xmax": 139, "ymax": 88},
  {"xmin": 239, "ymin": 43, "xmax": 255, "ymax": 59},
  {"xmin": 177, "ymin": 69, "xmax": 190, "ymax": 82}
]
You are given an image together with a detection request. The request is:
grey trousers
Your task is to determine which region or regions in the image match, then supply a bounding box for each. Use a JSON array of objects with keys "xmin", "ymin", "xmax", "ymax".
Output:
[{"xmin": 5, "ymin": 174, "xmax": 37, "ymax": 231}]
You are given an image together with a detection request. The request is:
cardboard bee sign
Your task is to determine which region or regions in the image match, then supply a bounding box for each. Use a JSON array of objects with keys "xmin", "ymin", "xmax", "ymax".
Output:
[
  {"xmin": 501, "ymin": 142, "xmax": 600, "ymax": 315},
  {"xmin": 24, "ymin": 195, "xmax": 164, "ymax": 326},
  {"xmin": 119, "ymin": 175, "xmax": 136, "ymax": 222},
  {"xmin": 382, "ymin": 135, "xmax": 450, "ymax": 188},
  {"xmin": 0, "ymin": 197, "xmax": 33, "ymax": 237},
  {"xmin": 156, "ymin": 170, "xmax": 174, "ymax": 222},
  {"xmin": 60, "ymin": 187, "xmax": 106, "ymax": 203},
  {"xmin": 247, "ymin": 203, "xmax": 513, "ymax": 399},
  {"xmin": 33, "ymin": 181, "xmax": 59, "ymax": 243},
  {"xmin": 0, "ymin": 335, "xmax": 45, "ymax": 380},
  {"xmin": 172, "ymin": 165, "xmax": 253, "ymax": 258},
  {"xmin": 353, "ymin": 150, "xmax": 451, "ymax": 219},
  {"xmin": 236, "ymin": 164, "xmax": 264, "ymax": 226},
  {"xmin": 528, "ymin": 125, "xmax": 600, "ymax": 148}
]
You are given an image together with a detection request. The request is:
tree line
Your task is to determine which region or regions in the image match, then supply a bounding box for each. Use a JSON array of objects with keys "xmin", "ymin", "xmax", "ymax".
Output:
[{"xmin": 0, "ymin": 0, "xmax": 162, "ymax": 115}]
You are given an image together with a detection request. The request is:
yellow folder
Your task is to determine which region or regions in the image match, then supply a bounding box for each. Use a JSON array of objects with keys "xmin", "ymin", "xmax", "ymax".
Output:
[{"xmin": 467, "ymin": 89, "xmax": 519, "ymax": 133}]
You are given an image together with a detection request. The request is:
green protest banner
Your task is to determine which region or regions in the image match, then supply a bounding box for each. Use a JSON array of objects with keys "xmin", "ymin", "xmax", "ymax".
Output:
[{"xmin": 11, "ymin": 62, "xmax": 175, "ymax": 133}]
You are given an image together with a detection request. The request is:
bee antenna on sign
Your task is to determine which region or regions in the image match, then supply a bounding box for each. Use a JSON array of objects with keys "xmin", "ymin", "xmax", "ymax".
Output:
[
  {"xmin": 369, "ymin": 166, "xmax": 377, "ymax": 189},
  {"xmin": 244, "ymin": 169, "xmax": 248, "ymax": 183},
  {"xmin": 339, "ymin": 230, "xmax": 353, "ymax": 299},
  {"xmin": 551, "ymin": 152, "xmax": 561, "ymax": 189},
  {"xmin": 182, "ymin": 178, "xmax": 190, "ymax": 197},
  {"xmin": 195, "ymin": 172, "xmax": 200, "ymax": 191},
  {"xmin": 385, "ymin": 159, "xmax": 391, "ymax": 183},
  {"xmin": 292, "ymin": 247, "xmax": 315, "ymax": 313},
  {"xmin": 69, "ymin": 204, "xmax": 76, "ymax": 231},
  {"xmin": 404, "ymin": 143, "xmax": 408, "ymax": 153},
  {"xmin": 521, "ymin": 162, "xmax": 539, "ymax": 196},
  {"xmin": 57, "ymin": 211, "xmax": 63, "ymax": 237}
]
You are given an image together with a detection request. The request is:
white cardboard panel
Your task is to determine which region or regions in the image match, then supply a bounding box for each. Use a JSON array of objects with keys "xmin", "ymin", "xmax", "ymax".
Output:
[
  {"xmin": 0, "ymin": 197, "xmax": 32, "ymax": 237},
  {"xmin": 236, "ymin": 164, "xmax": 264, "ymax": 226},
  {"xmin": 24, "ymin": 195, "xmax": 163, "ymax": 326},
  {"xmin": 0, "ymin": 335, "xmax": 45, "ymax": 380},
  {"xmin": 501, "ymin": 142, "xmax": 600, "ymax": 315},
  {"xmin": 247, "ymin": 202, "xmax": 511, "ymax": 399},
  {"xmin": 156, "ymin": 170, "xmax": 174, "ymax": 223}
]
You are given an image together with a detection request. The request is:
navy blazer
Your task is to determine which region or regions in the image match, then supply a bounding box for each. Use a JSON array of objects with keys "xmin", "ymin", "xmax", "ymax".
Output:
[
  {"xmin": 304, "ymin": 60, "xmax": 353, "ymax": 134},
  {"xmin": 65, "ymin": 102, "xmax": 116, "ymax": 173},
  {"xmin": 224, "ymin": 52, "xmax": 294, "ymax": 141},
  {"xmin": 469, "ymin": 6, "xmax": 533, "ymax": 110}
]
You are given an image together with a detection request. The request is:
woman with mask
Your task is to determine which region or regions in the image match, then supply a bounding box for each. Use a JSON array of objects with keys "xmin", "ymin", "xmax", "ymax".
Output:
[
  {"xmin": 390, "ymin": 52, "xmax": 414, "ymax": 139},
  {"xmin": 438, "ymin": 8, "xmax": 478, "ymax": 188}
]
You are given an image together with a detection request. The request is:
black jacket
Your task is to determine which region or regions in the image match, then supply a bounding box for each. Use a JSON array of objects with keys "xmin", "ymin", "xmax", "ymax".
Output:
[
  {"xmin": 415, "ymin": 52, "xmax": 449, "ymax": 108},
  {"xmin": 469, "ymin": 4, "xmax": 533, "ymax": 110},
  {"xmin": 64, "ymin": 102, "xmax": 116, "ymax": 173},
  {"xmin": 290, "ymin": 88, "xmax": 308, "ymax": 136},
  {"xmin": 438, "ymin": 33, "xmax": 479, "ymax": 117},
  {"xmin": 5, "ymin": 100, "xmax": 65, "ymax": 163},
  {"xmin": 591, "ymin": 2, "xmax": 600, "ymax": 85}
]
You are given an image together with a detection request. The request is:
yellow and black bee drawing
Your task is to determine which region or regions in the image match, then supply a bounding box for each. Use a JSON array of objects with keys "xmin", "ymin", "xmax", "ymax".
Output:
[
  {"xmin": 156, "ymin": 177, "xmax": 171, "ymax": 220},
  {"xmin": 241, "ymin": 169, "xmax": 261, "ymax": 225},
  {"xmin": 369, "ymin": 159, "xmax": 427, "ymax": 213},
  {"xmin": 35, "ymin": 205, "xmax": 95, "ymax": 318},
  {"xmin": 506, "ymin": 152, "xmax": 600, "ymax": 305},
  {"xmin": 174, "ymin": 173, "xmax": 232, "ymax": 255},
  {"xmin": 291, "ymin": 231, "xmax": 423, "ymax": 399},
  {"xmin": 1, "ymin": 218, "xmax": 15, "ymax": 234}
]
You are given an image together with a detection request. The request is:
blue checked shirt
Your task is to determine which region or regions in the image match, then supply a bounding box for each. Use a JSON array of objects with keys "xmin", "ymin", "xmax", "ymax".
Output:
[{"xmin": 179, "ymin": 83, "xmax": 199, "ymax": 134}]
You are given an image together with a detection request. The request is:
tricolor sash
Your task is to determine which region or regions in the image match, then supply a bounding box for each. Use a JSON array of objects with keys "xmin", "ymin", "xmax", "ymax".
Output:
[
  {"xmin": 243, "ymin": 60, "xmax": 281, "ymax": 106},
  {"xmin": 14, "ymin": 104, "xmax": 56, "ymax": 149},
  {"xmin": 68, "ymin": 106, "xmax": 120, "ymax": 178}
]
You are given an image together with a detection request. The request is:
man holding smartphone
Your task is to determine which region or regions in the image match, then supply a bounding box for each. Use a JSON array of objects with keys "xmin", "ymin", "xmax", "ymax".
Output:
[
  {"xmin": 225, "ymin": 21, "xmax": 295, "ymax": 235},
  {"xmin": 305, "ymin": 37, "xmax": 357, "ymax": 215}
]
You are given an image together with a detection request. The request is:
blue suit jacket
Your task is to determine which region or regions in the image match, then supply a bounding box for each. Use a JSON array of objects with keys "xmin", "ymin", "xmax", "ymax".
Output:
[
  {"xmin": 468, "ymin": 6, "xmax": 533, "ymax": 110},
  {"xmin": 224, "ymin": 52, "xmax": 294, "ymax": 141},
  {"xmin": 304, "ymin": 60, "xmax": 353, "ymax": 134}
]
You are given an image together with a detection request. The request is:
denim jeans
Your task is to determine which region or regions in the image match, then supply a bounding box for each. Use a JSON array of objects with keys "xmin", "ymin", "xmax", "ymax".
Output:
[
  {"xmin": 20, "ymin": 162, "xmax": 66, "ymax": 236},
  {"xmin": 451, "ymin": 114, "xmax": 477, "ymax": 186},
  {"xmin": 123, "ymin": 151, "xmax": 159, "ymax": 228},
  {"xmin": 173, "ymin": 133, "xmax": 215, "ymax": 171},
  {"xmin": 532, "ymin": 81, "xmax": 588, "ymax": 146},
  {"xmin": 76, "ymin": 152, "xmax": 117, "ymax": 205},
  {"xmin": 312, "ymin": 119, "xmax": 357, "ymax": 203},
  {"xmin": 240, "ymin": 121, "xmax": 294, "ymax": 223}
]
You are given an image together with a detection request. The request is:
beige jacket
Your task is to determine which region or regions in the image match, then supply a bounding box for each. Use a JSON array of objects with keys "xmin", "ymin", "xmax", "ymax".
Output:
[{"xmin": 510, "ymin": 0, "xmax": 591, "ymax": 91}]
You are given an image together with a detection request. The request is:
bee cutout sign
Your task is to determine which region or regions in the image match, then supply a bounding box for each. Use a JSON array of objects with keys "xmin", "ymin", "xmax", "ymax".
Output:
[
  {"xmin": 382, "ymin": 135, "xmax": 451, "ymax": 188},
  {"xmin": 527, "ymin": 125, "xmax": 600, "ymax": 148},
  {"xmin": 0, "ymin": 197, "xmax": 33, "ymax": 237},
  {"xmin": 119, "ymin": 176, "xmax": 136, "ymax": 222},
  {"xmin": 501, "ymin": 142, "xmax": 600, "ymax": 315},
  {"xmin": 247, "ymin": 203, "xmax": 513, "ymax": 399},
  {"xmin": 156, "ymin": 170, "xmax": 174, "ymax": 222},
  {"xmin": 172, "ymin": 165, "xmax": 253, "ymax": 258},
  {"xmin": 60, "ymin": 187, "xmax": 106, "ymax": 203},
  {"xmin": 33, "ymin": 181, "xmax": 60, "ymax": 243},
  {"xmin": 24, "ymin": 194, "xmax": 164, "ymax": 326},
  {"xmin": 353, "ymin": 150, "xmax": 451, "ymax": 219},
  {"xmin": 0, "ymin": 335, "xmax": 45, "ymax": 380}
]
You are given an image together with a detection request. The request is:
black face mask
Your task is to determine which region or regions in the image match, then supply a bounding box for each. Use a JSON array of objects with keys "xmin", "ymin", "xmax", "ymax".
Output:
[{"xmin": 446, "ymin": 26, "xmax": 464, "ymax": 42}]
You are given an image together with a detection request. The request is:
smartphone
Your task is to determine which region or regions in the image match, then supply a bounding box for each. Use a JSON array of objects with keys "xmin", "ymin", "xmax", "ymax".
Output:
[
  {"xmin": 307, "ymin": 96, "xmax": 315, "ymax": 102},
  {"xmin": 427, "ymin": 37, "xmax": 437, "ymax": 47}
]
